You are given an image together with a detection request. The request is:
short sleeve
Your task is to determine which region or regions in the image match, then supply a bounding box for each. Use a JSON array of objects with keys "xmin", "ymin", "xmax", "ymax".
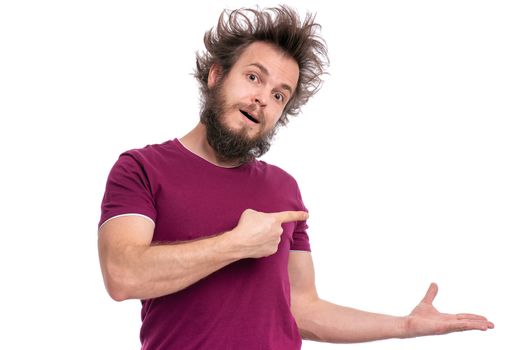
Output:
[
  {"xmin": 290, "ymin": 182, "xmax": 311, "ymax": 252},
  {"xmin": 98, "ymin": 153, "xmax": 157, "ymax": 229}
]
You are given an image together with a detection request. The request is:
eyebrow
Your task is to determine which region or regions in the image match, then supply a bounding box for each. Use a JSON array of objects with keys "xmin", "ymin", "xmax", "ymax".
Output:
[{"xmin": 248, "ymin": 63, "xmax": 294, "ymax": 95}]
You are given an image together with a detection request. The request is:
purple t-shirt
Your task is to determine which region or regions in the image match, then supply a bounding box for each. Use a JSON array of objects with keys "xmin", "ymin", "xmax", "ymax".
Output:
[{"xmin": 99, "ymin": 139, "xmax": 311, "ymax": 350}]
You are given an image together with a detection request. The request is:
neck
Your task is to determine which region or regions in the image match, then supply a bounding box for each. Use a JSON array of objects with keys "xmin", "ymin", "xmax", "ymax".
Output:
[{"xmin": 179, "ymin": 123, "xmax": 243, "ymax": 168}]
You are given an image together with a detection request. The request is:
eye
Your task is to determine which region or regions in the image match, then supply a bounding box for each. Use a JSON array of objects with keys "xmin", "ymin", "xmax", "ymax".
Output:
[
  {"xmin": 247, "ymin": 73, "xmax": 258, "ymax": 82},
  {"xmin": 274, "ymin": 92, "xmax": 285, "ymax": 103}
]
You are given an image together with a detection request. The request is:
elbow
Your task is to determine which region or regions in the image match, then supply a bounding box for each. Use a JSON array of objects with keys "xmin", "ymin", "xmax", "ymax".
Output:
[
  {"xmin": 101, "ymin": 261, "xmax": 139, "ymax": 302},
  {"xmin": 292, "ymin": 299, "xmax": 326, "ymax": 342},
  {"xmin": 106, "ymin": 281, "xmax": 130, "ymax": 302},
  {"xmin": 295, "ymin": 318, "xmax": 325, "ymax": 342}
]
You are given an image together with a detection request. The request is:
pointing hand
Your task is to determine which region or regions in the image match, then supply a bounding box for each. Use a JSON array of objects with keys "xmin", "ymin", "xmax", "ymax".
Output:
[{"xmin": 229, "ymin": 209, "xmax": 309, "ymax": 258}]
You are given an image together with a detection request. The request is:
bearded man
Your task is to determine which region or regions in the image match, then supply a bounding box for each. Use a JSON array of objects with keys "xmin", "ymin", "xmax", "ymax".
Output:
[{"xmin": 98, "ymin": 6, "xmax": 493, "ymax": 349}]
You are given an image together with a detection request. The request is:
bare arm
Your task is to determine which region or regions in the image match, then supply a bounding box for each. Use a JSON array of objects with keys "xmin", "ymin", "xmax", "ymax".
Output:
[
  {"xmin": 98, "ymin": 209, "xmax": 308, "ymax": 301},
  {"xmin": 98, "ymin": 215, "xmax": 237, "ymax": 301},
  {"xmin": 288, "ymin": 251, "xmax": 494, "ymax": 343}
]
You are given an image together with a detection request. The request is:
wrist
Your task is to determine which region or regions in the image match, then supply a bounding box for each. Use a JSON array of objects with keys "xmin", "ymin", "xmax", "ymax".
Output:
[
  {"xmin": 396, "ymin": 316, "xmax": 411, "ymax": 339},
  {"xmin": 216, "ymin": 229, "xmax": 245, "ymax": 261}
]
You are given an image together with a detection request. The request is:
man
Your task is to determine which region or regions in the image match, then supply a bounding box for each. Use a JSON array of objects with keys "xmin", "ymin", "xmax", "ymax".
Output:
[{"xmin": 98, "ymin": 6, "xmax": 493, "ymax": 349}]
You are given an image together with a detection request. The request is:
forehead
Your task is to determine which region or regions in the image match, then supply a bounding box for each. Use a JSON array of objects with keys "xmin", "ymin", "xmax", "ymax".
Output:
[{"xmin": 235, "ymin": 41, "xmax": 299, "ymax": 93}]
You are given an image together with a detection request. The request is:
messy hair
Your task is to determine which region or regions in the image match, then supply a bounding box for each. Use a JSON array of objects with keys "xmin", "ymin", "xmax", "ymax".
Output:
[{"xmin": 194, "ymin": 5, "xmax": 329, "ymax": 126}]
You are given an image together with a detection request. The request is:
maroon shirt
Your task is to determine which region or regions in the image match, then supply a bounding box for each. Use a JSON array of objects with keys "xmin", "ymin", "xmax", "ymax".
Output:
[{"xmin": 99, "ymin": 139, "xmax": 311, "ymax": 350}]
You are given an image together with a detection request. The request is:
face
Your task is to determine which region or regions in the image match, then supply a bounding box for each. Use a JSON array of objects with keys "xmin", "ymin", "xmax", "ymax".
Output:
[{"xmin": 201, "ymin": 41, "xmax": 300, "ymax": 164}]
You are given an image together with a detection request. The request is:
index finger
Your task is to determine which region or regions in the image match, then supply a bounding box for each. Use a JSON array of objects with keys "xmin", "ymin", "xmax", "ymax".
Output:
[{"xmin": 272, "ymin": 211, "xmax": 309, "ymax": 223}]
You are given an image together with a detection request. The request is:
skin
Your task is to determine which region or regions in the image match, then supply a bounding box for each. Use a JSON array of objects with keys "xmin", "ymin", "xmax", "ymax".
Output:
[
  {"xmin": 98, "ymin": 41, "xmax": 494, "ymax": 342},
  {"xmin": 182, "ymin": 41, "xmax": 299, "ymax": 168}
]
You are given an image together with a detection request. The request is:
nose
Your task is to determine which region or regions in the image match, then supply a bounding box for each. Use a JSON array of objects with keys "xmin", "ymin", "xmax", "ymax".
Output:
[{"xmin": 252, "ymin": 90, "xmax": 267, "ymax": 107}]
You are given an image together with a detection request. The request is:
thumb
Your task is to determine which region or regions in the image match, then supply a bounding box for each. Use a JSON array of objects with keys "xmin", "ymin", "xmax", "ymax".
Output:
[{"xmin": 421, "ymin": 282, "xmax": 439, "ymax": 304}]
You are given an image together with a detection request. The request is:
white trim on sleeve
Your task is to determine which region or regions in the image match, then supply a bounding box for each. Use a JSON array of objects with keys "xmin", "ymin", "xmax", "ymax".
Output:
[{"xmin": 98, "ymin": 213, "xmax": 155, "ymax": 233}]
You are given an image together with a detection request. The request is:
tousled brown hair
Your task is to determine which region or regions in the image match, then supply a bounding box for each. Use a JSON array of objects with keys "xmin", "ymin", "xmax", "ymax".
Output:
[{"xmin": 194, "ymin": 5, "xmax": 329, "ymax": 126}]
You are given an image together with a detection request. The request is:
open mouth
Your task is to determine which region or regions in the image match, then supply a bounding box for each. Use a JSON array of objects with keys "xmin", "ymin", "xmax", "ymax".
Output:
[{"xmin": 240, "ymin": 110, "xmax": 260, "ymax": 124}]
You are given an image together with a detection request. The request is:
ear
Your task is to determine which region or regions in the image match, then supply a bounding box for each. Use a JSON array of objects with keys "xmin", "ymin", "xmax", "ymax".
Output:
[{"xmin": 207, "ymin": 64, "xmax": 221, "ymax": 89}]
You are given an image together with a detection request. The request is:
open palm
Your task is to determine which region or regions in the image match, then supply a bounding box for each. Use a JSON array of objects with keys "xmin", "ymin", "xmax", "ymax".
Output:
[{"xmin": 404, "ymin": 283, "xmax": 494, "ymax": 337}]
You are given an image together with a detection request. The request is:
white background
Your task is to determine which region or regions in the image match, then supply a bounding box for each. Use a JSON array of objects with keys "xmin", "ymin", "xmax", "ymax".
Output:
[{"xmin": 1, "ymin": 1, "xmax": 522, "ymax": 349}]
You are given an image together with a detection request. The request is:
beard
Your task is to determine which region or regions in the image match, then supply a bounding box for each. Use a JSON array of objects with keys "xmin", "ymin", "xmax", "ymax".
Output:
[{"xmin": 199, "ymin": 80, "xmax": 279, "ymax": 165}]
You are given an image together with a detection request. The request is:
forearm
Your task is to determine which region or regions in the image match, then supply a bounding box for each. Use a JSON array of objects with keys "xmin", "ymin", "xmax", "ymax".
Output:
[
  {"xmin": 295, "ymin": 299, "xmax": 407, "ymax": 343},
  {"xmin": 105, "ymin": 231, "xmax": 240, "ymax": 300},
  {"xmin": 101, "ymin": 209, "xmax": 304, "ymax": 301}
]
